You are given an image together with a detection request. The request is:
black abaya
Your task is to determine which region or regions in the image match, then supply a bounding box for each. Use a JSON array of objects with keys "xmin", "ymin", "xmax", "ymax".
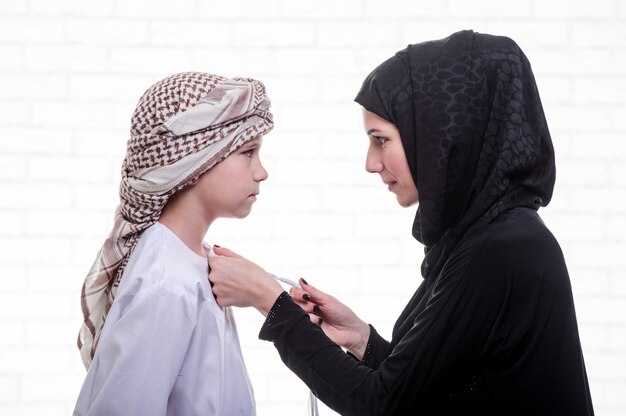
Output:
[
  {"xmin": 259, "ymin": 30, "xmax": 593, "ymax": 415},
  {"xmin": 260, "ymin": 208, "xmax": 592, "ymax": 415}
]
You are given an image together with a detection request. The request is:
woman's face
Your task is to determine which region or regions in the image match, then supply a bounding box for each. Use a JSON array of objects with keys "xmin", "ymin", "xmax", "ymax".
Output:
[{"xmin": 362, "ymin": 108, "xmax": 419, "ymax": 207}]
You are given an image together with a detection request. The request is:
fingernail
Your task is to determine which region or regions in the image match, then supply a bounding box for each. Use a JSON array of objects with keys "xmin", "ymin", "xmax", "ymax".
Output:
[
  {"xmin": 300, "ymin": 278, "xmax": 308, "ymax": 285},
  {"xmin": 313, "ymin": 305, "xmax": 320, "ymax": 314},
  {"xmin": 318, "ymin": 318, "xmax": 323, "ymax": 325},
  {"xmin": 303, "ymin": 294, "xmax": 311, "ymax": 301}
]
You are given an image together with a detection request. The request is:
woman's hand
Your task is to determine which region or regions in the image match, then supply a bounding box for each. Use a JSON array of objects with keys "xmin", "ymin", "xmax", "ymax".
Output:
[
  {"xmin": 290, "ymin": 280, "xmax": 371, "ymax": 360},
  {"xmin": 208, "ymin": 246, "xmax": 283, "ymax": 316}
]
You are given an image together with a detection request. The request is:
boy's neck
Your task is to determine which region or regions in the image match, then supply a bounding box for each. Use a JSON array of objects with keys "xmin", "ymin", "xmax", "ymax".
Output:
[{"xmin": 158, "ymin": 204, "xmax": 214, "ymax": 258}]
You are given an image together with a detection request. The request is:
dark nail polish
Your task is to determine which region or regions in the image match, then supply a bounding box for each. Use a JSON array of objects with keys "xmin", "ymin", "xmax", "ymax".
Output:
[
  {"xmin": 301, "ymin": 278, "xmax": 308, "ymax": 285},
  {"xmin": 312, "ymin": 305, "xmax": 320, "ymax": 314},
  {"xmin": 303, "ymin": 294, "xmax": 311, "ymax": 301}
]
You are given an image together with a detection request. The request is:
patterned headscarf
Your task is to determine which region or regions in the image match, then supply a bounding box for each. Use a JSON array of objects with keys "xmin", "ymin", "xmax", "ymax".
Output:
[
  {"xmin": 78, "ymin": 72, "xmax": 273, "ymax": 368},
  {"xmin": 355, "ymin": 30, "xmax": 555, "ymax": 280}
]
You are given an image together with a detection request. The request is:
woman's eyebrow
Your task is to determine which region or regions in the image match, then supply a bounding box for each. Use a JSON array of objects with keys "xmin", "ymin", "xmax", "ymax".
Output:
[{"xmin": 367, "ymin": 129, "xmax": 381, "ymax": 136}]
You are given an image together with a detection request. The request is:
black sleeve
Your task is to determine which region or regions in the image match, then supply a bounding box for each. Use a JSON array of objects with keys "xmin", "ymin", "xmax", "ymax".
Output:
[
  {"xmin": 360, "ymin": 325, "xmax": 391, "ymax": 369},
  {"xmin": 260, "ymin": 294, "xmax": 382, "ymax": 414},
  {"xmin": 259, "ymin": 246, "xmax": 504, "ymax": 416},
  {"xmin": 261, "ymin": 295, "xmax": 390, "ymax": 370}
]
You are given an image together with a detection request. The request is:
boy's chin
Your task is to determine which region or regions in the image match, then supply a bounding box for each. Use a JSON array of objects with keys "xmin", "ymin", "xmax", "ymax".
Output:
[{"xmin": 226, "ymin": 207, "xmax": 253, "ymax": 220}]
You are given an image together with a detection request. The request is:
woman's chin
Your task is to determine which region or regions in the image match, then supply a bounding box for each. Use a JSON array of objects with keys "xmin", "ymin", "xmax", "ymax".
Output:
[{"xmin": 396, "ymin": 194, "xmax": 419, "ymax": 208}]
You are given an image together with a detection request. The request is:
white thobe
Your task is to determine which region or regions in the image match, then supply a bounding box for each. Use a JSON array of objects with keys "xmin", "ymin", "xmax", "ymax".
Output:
[{"xmin": 74, "ymin": 222, "xmax": 255, "ymax": 415}]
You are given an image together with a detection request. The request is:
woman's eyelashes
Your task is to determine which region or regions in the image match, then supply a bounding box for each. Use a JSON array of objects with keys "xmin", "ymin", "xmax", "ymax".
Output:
[{"xmin": 372, "ymin": 135, "xmax": 388, "ymax": 146}]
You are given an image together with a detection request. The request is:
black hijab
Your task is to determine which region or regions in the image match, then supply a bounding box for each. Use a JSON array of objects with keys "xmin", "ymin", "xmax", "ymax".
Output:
[{"xmin": 355, "ymin": 30, "xmax": 555, "ymax": 280}]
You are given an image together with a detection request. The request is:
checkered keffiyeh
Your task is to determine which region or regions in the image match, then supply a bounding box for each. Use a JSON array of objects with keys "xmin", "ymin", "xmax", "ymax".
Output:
[{"xmin": 77, "ymin": 72, "xmax": 273, "ymax": 369}]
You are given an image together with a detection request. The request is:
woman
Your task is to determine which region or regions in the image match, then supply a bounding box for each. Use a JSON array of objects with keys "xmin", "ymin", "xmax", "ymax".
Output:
[
  {"xmin": 74, "ymin": 72, "xmax": 272, "ymax": 415},
  {"xmin": 209, "ymin": 30, "xmax": 594, "ymax": 415}
]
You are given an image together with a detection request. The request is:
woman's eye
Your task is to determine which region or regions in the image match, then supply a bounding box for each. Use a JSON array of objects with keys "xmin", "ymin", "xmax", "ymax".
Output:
[
  {"xmin": 243, "ymin": 149, "xmax": 254, "ymax": 158},
  {"xmin": 374, "ymin": 136, "xmax": 387, "ymax": 145}
]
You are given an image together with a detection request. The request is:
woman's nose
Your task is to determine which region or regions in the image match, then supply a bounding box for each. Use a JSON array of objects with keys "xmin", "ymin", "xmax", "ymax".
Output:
[{"xmin": 365, "ymin": 146, "xmax": 383, "ymax": 173}]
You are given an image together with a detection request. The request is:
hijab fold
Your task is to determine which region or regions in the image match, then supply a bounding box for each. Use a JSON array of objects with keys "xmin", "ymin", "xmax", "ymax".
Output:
[
  {"xmin": 355, "ymin": 30, "xmax": 555, "ymax": 280},
  {"xmin": 78, "ymin": 72, "xmax": 273, "ymax": 368}
]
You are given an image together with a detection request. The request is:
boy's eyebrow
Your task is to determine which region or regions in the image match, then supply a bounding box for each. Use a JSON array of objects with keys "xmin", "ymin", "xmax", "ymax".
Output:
[{"xmin": 240, "ymin": 140, "xmax": 260, "ymax": 149}]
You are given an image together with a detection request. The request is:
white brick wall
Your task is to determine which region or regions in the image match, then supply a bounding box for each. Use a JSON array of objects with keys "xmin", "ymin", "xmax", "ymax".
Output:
[{"xmin": 1, "ymin": 0, "xmax": 624, "ymax": 414}]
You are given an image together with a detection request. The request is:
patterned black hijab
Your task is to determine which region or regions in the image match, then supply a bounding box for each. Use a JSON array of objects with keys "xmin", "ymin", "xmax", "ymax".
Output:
[{"xmin": 355, "ymin": 30, "xmax": 555, "ymax": 280}]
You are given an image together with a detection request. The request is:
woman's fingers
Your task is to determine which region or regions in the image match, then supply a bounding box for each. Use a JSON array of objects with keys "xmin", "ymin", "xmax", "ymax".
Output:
[
  {"xmin": 214, "ymin": 295, "xmax": 232, "ymax": 308},
  {"xmin": 289, "ymin": 283, "xmax": 328, "ymax": 317},
  {"xmin": 289, "ymin": 284, "xmax": 321, "ymax": 302},
  {"xmin": 207, "ymin": 256, "xmax": 239, "ymax": 306},
  {"xmin": 290, "ymin": 294, "xmax": 307, "ymax": 306},
  {"xmin": 212, "ymin": 245, "xmax": 244, "ymax": 259},
  {"xmin": 291, "ymin": 295, "xmax": 319, "ymax": 314},
  {"xmin": 299, "ymin": 279, "xmax": 328, "ymax": 302},
  {"xmin": 307, "ymin": 313, "xmax": 323, "ymax": 325},
  {"xmin": 289, "ymin": 287, "xmax": 311, "ymax": 302}
]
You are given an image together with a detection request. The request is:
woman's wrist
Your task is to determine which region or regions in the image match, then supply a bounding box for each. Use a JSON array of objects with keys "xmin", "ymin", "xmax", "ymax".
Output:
[
  {"xmin": 346, "ymin": 319, "xmax": 371, "ymax": 360},
  {"xmin": 255, "ymin": 273, "xmax": 285, "ymax": 316}
]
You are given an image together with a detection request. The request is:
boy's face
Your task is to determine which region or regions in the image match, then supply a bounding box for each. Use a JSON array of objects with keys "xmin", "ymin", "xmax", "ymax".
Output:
[{"xmin": 193, "ymin": 136, "xmax": 268, "ymax": 219}]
